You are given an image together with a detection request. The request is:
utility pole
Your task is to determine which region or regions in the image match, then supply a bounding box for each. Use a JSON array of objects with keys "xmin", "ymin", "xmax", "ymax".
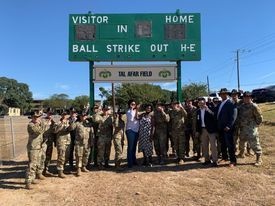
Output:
[
  {"xmin": 236, "ymin": 49, "xmax": 240, "ymax": 91},
  {"xmin": 207, "ymin": 75, "xmax": 210, "ymax": 95},
  {"xmin": 111, "ymin": 62, "xmax": 116, "ymax": 114}
]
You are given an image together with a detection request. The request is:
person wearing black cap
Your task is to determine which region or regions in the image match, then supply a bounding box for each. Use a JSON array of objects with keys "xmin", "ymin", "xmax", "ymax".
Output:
[
  {"xmin": 68, "ymin": 107, "xmax": 78, "ymax": 171},
  {"xmin": 70, "ymin": 112, "xmax": 94, "ymax": 176},
  {"xmin": 152, "ymin": 101, "xmax": 170, "ymax": 165},
  {"xmin": 25, "ymin": 110, "xmax": 44, "ymax": 189},
  {"xmin": 217, "ymin": 88, "xmax": 238, "ymax": 167},
  {"xmin": 94, "ymin": 105, "xmax": 113, "ymax": 169},
  {"xmin": 169, "ymin": 101, "xmax": 188, "ymax": 165},
  {"xmin": 41, "ymin": 108, "xmax": 56, "ymax": 177},
  {"xmin": 53, "ymin": 110, "xmax": 74, "ymax": 178},
  {"xmin": 237, "ymin": 91, "xmax": 263, "ymax": 166}
]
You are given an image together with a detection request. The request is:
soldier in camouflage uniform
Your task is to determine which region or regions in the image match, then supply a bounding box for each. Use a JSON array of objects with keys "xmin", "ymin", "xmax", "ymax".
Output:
[
  {"xmin": 184, "ymin": 99, "xmax": 197, "ymax": 158},
  {"xmin": 94, "ymin": 105, "xmax": 113, "ymax": 169},
  {"xmin": 25, "ymin": 110, "xmax": 45, "ymax": 189},
  {"xmin": 53, "ymin": 110, "xmax": 74, "ymax": 178},
  {"xmin": 71, "ymin": 112, "xmax": 94, "ymax": 176},
  {"xmin": 41, "ymin": 108, "xmax": 56, "ymax": 176},
  {"xmin": 169, "ymin": 101, "xmax": 187, "ymax": 165},
  {"xmin": 88, "ymin": 105, "xmax": 102, "ymax": 167},
  {"xmin": 113, "ymin": 109, "xmax": 125, "ymax": 168},
  {"xmin": 152, "ymin": 102, "xmax": 170, "ymax": 164},
  {"xmin": 237, "ymin": 91, "xmax": 263, "ymax": 166}
]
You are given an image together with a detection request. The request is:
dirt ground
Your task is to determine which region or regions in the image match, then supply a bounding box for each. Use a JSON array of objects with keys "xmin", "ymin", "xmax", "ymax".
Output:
[{"xmin": 0, "ymin": 105, "xmax": 275, "ymax": 206}]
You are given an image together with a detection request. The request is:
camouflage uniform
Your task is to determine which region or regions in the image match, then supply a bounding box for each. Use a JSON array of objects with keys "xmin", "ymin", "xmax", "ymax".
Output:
[
  {"xmin": 53, "ymin": 119, "xmax": 73, "ymax": 173},
  {"xmin": 72, "ymin": 121, "xmax": 94, "ymax": 170},
  {"xmin": 184, "ymin": 105, "xmax": 197, "ymax": 157},
  {"xmin": 25, "ymin": 121, "xmax": 45, "ymax": 184},
  {"xmin": 169, "ymin": 107, "xmax": 187, "ymax": 162},
  {"xmin": 40, "ymin": 117, "xmax": 56, "ymax": 174},
  {"xmin": 238, "ymin": 103, "xmax": 263, "ymax": 157},
  {"xmin": 152, "ymin": 109, "xmax": 170, "ymax": 161},
  {"xmin": 113, "ymin": 115, "xmax": 125, "ymax": 167},
  {"xmin": 94, "ymin": 114, "xmax": 113, "ymax": 167}
]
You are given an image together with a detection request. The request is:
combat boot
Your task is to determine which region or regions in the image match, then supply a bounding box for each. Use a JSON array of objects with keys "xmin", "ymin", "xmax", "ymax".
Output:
[
  {"xmin": 255, "ymin": 154, "xmax": 262, "ymax": 167},
  {"xmin": 37, "ymin": 173, "xmax": 46, "ymax": 180},
  {"xmin": 43, "ymin": 170, "xmax": 54, "ymax": 177},
  {"xmin": 76, "ymin": 168, "xmax": 81, "ymax": 177},
  {"xmin": 236, "ymin": 152, "xmax": 245, "ymax": 158},
  {"xmin": 58, "ymin": 170, "xmax": 66, "ymax": 178},
  {"xmin": 32, "ymin": 179, "xmax": 39, "ymax": 184},
  {"xmin": 81, "ymin": 167, "xmax": 89, "ymax": 172},
  {"xmin": 178, "ymin": 159, "xmax": 184, "ymax": 165},
  {"xmin": 25, "ymin": 182, "xmax": 32, "ymax": 190}
]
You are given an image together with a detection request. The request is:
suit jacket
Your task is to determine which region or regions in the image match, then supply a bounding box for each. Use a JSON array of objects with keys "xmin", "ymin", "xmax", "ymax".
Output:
[
  {"xmin": 195, "ymin": 107, "xmax": 218, "ymax": 134},
  {"xmin": 217, "ymin": 99, "xmax": 237, "ymax": 131}
]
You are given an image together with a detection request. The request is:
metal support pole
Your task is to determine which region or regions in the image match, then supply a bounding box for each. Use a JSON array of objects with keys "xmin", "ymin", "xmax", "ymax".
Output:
[
  {"xmin": 111, "ymin": 62, "xmax": 116, "ymax": 115},
  {"xmin": 89, "ymin": 61, "xmax": 95, "ymax": 114},
  {"xmin": 177, "ymin": 60, "xmax": 183, "ymax": 102},
  {"xmin": 10, "ymin": 117, "xmax": 16, "ymax": 158},
  {"xmin": 207, "ymin": 75, "xmax": 210, "ymax": 95},
  {"xmin": 237, "ymin": 49, "xmax": 240, "ymax": 91}
]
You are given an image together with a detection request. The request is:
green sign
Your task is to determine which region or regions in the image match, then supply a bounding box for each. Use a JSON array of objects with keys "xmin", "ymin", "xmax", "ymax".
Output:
[{"xmin": 69, "ymin": 12, "xmax": 201, "ymax": 61}]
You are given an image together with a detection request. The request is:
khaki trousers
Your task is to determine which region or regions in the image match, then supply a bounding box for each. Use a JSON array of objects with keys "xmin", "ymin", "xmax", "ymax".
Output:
[{"xmin": 200, "ymin": 128, "xmax": 218, "ymax": 162}]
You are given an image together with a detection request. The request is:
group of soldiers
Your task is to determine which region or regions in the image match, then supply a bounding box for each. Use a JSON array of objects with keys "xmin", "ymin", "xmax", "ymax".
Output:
[{"xmin": 25, "ymin": 88, "xmax": 263, "ymax": 189}]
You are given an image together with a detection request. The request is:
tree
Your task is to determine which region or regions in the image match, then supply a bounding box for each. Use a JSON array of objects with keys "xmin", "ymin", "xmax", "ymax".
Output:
[
  {"xmin": 182, "ymin": 82, "xmax": 208, "ymax": 100},
  {"xmin": 43, "ymin": 93, "xmax": 71, "ymax": 110},
  {"xmin": 102, "ymin": 83, "xmax": 172, "ymax": 108},
  {"xmin": 71, "ymin": 95, "xmax": 89, "ymax": 112},
  {"xmin": 0, "ymin": 77, "xmax": 33, "ymax": 114}
]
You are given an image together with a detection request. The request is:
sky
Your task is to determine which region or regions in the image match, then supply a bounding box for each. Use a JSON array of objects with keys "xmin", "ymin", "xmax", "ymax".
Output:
[{"xmin": 0, "ymin": 0, "xmax": 275, "ymax": 100}]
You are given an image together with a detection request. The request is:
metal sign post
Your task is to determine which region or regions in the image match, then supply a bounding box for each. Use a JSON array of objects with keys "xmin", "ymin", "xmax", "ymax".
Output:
[{"xmin": 89, "ymin": 61, "xmax": 94, "ymax": 114}]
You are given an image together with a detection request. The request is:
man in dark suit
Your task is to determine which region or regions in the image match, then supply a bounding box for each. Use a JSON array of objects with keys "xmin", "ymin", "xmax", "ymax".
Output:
[
  {"xmin": 217, "ymin": 88, "xmax": 238, "ymax": 167},
  {"xmin": 194, "ymin": 98, "xmax": 218, "ymax": 167}
]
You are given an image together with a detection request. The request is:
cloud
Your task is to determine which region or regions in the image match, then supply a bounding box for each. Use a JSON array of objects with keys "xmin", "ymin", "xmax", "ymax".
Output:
[
  {"xmin": 55, "ymin": 83, "xmax": 70, "ymax": 90},
  {"xmin": 32, "ymin": 92, "xmax": 47, "ymax": 99},
  {"xmin": 153, "ymin": 82, "xmax": 176, "ymax": 91}
]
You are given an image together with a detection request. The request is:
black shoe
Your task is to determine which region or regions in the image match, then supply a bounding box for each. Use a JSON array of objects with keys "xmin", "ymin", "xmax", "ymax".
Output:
[
  {"xmin": 211, "ymin": 162, "xmax": 218, "ymax": 167},
  {"xmin": 202, "ymin": 160, "xmax": 211, "ymax": 165}
]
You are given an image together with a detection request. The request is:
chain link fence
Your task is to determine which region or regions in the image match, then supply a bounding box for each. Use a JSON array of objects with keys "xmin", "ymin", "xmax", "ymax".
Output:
[{"xmin": 0, "ymin": 116, "xmax": 29, "ymax": 165}]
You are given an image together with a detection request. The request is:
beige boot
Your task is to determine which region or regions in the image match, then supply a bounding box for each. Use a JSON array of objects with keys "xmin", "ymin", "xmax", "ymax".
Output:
[
  {"xmin": 255, "ymin": 154, "xmax": 262, "ymax": 167},
  {"xmin": 25, "ymin": 182, "xmax": 32, "ymax": 190},
  {"xmin": 37, "ymin": 173, "xmax": 46, "ymax": 180},
  {"xmin": 76, "ymin": 168, "xmax": 81, "ymax": 176},
  {"xmin": 81, "ymin": 167, "xmax": 89, "ymax": 172},
  {"xmin": 58, "ymin": 170, "xmax": 66, "ymax": 178}
]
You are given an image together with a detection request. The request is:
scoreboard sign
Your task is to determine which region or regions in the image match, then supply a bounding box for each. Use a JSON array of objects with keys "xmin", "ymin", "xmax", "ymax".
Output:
[{"xmin": 69, "ymin": 12, "xmax": 201, "ymax": 61}]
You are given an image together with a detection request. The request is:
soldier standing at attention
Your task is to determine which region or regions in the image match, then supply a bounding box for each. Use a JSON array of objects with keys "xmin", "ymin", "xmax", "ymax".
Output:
[
  {"xmin": 68, "ymin": 107, "xmax": 78, "ymax": 171},
  {"xmin": 169, "ymin": 101, "xmax": 187, "ymax": 165},
  {"xmin": 238, "ymin": 91, "xmax": 263, "ymax": 166},
  {"xmin": 95, "ymin": 105, "xmax": 113, "ymax": 169},
  {"xmin": 184, "ymin": 99, "xmax": 197, "ymax": 158},
  {"xmin": 71, "ymin": 112, "xmax": 94, "ymax": 176},
  {"xmin": 25, "ymin": 110, "xmax": 44, "ymax": 189},
  {"xmin": 41, "ymin": 108, "xmax": 56, "ymax": 177},
  {"xmin": 152, "ymin": 102, "xmax": 170, "ymax": 165},
  {"xmin": 113, "ymin": 108, "xmax": 125, "ymax": 168},
  {"xmin": 53, "ymin": 110, "xmax": 74, "ymax": 178}
]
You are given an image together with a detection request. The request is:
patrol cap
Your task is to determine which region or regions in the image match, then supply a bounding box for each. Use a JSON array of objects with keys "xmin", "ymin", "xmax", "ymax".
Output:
[
  {"xmin": 243, "ymin": 91, "xmax": 252, "ymax": 97},
  {"xmin": 61, "ymin": 109, "xmax": 70, "ymax": 115},
  {"xmin": 230, "ymin": 89, "xmax": 241, "ymax": 96},
  {"xmin": 78, "ymin": 111, "xmax": 88, "ymax": 116},
  {"xmin": 69, "ymin": 107, "xmax": 77, "ymax": 113},
  {"xmin": 46, "ymin": 107, "xmax": 53, "ymax": 115},
  {"xmin": 102, "ymin": 105, "xmax": 111, "ymax": 110},
  {"xmin": 30, "ymin": 110, "xmax": 43, "ymax": 118},
  {"xmin": 171, "ymin": 100, "xmax": 180, "ymax": 104}
]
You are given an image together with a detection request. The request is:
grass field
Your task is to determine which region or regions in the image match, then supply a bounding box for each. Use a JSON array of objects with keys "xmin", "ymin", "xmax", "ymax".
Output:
[{"xmin": 0, "ymin": 103, "xmax": 274, "ymax": 206}]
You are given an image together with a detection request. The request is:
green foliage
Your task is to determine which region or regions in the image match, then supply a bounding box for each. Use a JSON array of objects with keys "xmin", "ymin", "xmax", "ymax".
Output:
[
  {"xmin": 0, "ymin": 77, "xmax": 33, "ymax": 114},
  {"xmin": 182, "ymin": 82, "xmax": 208, "ymax": 100},
  {"xmin": 102, "ymin": 83, "xmax": 172, "ymax": 107},
  {"xmin": 71, "ymin": 95, "xmax": 89, "ymax": 112},
  {"xmin": 43, "ymin": 93, "xmax": 72, "ymax": 110}
]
